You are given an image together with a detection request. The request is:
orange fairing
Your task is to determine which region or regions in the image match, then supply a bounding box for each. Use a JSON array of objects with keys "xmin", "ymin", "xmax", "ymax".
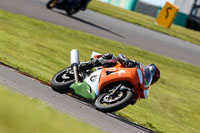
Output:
[
  {"xmin": 99, "ymin": 67, "xmax": 137, "ymax": 90},
  {"xmin": 98, "ymin": 65, "xmax": 148, "ymax": 99}
]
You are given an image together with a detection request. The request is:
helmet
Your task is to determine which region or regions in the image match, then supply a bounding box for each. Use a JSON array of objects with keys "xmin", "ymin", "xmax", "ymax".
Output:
[{"xmin": 143, "ymin": 64, "xmax": 160, "ymax": 87}]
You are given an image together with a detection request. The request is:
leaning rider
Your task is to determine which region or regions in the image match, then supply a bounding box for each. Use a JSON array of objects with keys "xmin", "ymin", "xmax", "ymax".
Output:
[
  {"xmin": 57, "ymin": 0, "xmax": 90, "ymax": 11},
  {"xmin": 78, "ymin": 54, "xmax": 160, "ymax": 104}
]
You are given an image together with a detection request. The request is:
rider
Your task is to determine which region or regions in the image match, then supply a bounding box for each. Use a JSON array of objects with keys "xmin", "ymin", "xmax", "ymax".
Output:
[
  {"xmin": 81, "ymin": 0, "xmax": 91, "ymax": 10},
  {"xmin": 78, "ymin": 53, "xmax": 160, "ymax": 103},
  {"xmin": 57, "ymin": 0, "xmax": 90, "ymax": 11}
]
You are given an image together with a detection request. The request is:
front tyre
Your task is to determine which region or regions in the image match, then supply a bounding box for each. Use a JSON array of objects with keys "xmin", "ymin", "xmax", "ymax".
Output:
[
  {"xmin": 95, "ymin": 90, "xmax": 133, "ymax": 113},
  {"xmin": 51, "ymin": 67, "xmax": 75, "ymax": 93}
]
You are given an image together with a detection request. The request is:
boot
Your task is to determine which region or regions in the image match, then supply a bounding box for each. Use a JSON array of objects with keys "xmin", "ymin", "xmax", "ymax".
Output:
[{"xmin": 78, "ymin": 61, "xmax": 94, "ymax": 72}]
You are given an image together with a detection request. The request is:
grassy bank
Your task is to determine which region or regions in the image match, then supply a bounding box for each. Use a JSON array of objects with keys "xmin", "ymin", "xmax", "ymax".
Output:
[
  {"xmin": 0, "ymin": 85, "xmax": 103, "ymax": 133},
  {"xmin": 88, "ymin": 0, "xmax": 200, "ymax": 46},
  {"xmin": 0, "ymin": 10, "xmax": 200, "ymax": 133}
]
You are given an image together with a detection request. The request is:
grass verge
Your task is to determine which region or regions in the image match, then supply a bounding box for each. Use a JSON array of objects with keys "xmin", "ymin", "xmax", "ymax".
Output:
[
  {"xmin": 0, "ymin": 10, "xmax": 200, "ymax": 133},
  {"xmin": 0, "ymin": 85, "xmax": 103, "ymax": 133},
  {"xmin": 88, "ymin": 0, "xmax": 200, "ymax": 46}
]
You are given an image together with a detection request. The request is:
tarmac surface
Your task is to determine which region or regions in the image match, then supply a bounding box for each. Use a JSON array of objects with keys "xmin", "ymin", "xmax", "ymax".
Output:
[{"xmin": 0, "ymin": 64, "xmax": 152, "ymax": 133}]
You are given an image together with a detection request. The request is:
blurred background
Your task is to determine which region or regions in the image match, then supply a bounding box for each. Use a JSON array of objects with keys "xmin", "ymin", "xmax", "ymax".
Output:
[{"xmin": 100, "ymin": 0, "xmax": 200, "ymax": 31}]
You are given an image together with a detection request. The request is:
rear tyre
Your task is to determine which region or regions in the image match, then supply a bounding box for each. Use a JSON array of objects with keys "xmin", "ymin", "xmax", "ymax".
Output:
[
  {"xmin": 46, "ymin": 0, "xmax": 57, "ymax": 9},
  {"xmin": 66, "ymin": 5, "xmax": 82, "ymax": 16},
  {"xmin": 95, "ymin": 89, "xmax": 133, "ymax": 113},
  {"xmin": 51, "ymin": 67, "xmax": 75, "ymax": 93},
  {"xmin": 66, "ymin": 8, "xmax": 79, "ymax": 16}
]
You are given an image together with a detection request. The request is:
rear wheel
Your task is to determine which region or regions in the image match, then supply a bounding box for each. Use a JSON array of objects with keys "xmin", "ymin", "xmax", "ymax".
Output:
[
  {"xmin": 66, "ymin": 4, "xmax": 82, "ymax": 16},
  {"xmin": 46, "ymin": 0, "xmax": 58, "ymax": 9},
  {"xmin": 95, "ymin": 88, "xmax": 133, "ymax": 113},
  {"xmin": 66, "ymin": 8, "xmax": 79, "ymax": 16},
  {"xmin": 51, "ymin": 67, "xmax": 75, "ymax": 93}
]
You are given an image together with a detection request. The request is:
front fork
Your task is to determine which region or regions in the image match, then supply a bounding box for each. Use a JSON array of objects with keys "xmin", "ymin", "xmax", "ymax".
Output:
[{"xmin": 109, "ymin": 84, "xmax": 131, "ymax": 97}]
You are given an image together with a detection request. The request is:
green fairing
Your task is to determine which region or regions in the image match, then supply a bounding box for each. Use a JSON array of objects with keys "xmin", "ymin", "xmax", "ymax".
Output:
[{"xmin": 70, "ymin": 81, "xmax": 97, "ymax": 101}]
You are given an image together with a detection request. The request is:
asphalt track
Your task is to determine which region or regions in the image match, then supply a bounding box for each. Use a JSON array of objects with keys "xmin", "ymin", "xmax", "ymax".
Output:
[
  {"xmin": 0, "ymin": 0, "xmax": 200, "ymax": 66},
  {"xmin": 0, "ymin": 64, "xmax": 153, "ymax": 133}
]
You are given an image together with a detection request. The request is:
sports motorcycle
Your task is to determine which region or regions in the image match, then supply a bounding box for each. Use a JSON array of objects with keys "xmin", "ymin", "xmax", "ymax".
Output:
[
  {"xmin": 51, "ymin": 49, "xmax": 149, "ymax": 112},
  {"xmin": 46, "ymin": 0, "xmax": 90, "ymax": 16}
]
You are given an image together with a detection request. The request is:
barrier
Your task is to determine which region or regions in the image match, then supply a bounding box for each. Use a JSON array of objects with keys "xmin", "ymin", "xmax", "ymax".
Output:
[
  {"xmin": 135, "ymin": 1, "xmax": 159, "ymax": 17},
  {"xmin": 174, "ymin": 12, "xmax": 189, "ymax": 27},
  {"xmin": 100, "ymin": 0, "xmax": 138, "ymax": 11}
]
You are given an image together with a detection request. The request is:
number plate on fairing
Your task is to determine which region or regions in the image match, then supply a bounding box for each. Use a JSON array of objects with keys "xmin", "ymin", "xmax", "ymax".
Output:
[{"xmin": 84, "ymin": 69, "xmax": 102, "ymax": 96}]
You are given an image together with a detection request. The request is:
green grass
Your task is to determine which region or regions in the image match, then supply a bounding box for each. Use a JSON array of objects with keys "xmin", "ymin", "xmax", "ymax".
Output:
[
  {"xmin": 0, "ymin": 10, "xmax": 200, "ymax": 133},
  {"xmin": 0, "ymin": 85, "xmax": 103, "ymax": 133},
  {"xmin": 88, "ymin": 0, "xmax": 200, "ymax": 46}
]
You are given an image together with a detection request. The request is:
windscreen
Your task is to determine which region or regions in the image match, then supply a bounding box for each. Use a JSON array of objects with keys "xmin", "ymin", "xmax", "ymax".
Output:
[{"xmin": 144, "ymin": 67, "xmax": 153, "ymax": 87}]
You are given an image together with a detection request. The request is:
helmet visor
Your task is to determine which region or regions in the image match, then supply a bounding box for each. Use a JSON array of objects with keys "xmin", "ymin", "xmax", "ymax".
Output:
[{"xmin": 144, "ymin": 67, "xmax": 153, "ymax": 87}]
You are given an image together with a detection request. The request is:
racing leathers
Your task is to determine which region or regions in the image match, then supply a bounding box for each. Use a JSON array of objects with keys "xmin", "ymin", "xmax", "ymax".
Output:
[
  {"xmin": 57, "ymin": 0, "xmax": 90, "ymax": 10},
  {"xmin": 78, "ymin": 54, "xmax": 141, "ymax": 71}
]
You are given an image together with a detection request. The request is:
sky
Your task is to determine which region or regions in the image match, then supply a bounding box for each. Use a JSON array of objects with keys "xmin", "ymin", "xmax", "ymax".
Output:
[{"xmin": 140, "ymin": 0, "xmax": 175, "ymax": 7}]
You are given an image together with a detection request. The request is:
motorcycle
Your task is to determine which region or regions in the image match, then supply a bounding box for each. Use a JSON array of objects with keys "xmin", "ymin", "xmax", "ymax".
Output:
[
  {"xmin": 46, "ymin": 0, "xmax": 91, "ymax": 16},
  {"xmin": 51, "ymin": 49, "xmax": 149, "ymax": 112}
]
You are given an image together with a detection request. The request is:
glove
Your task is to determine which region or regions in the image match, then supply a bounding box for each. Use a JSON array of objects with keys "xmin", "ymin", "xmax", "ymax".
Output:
[
  {"xmin": 117, "ymin": 54, "xmax": 140, "ymax": 68},
  {"xmin": 117, "ymin": 54, "xmax": 129, "ymax": 66},
  {"xmin": 126, "ymin": 60, "xmax": 140, "ymax": 68}
]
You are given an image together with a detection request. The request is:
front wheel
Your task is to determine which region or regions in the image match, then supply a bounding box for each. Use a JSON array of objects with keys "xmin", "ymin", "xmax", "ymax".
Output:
[
  {"xmin": 51, "ymin": 67, "xmax": 75, "ymax": 93},
  {"xmin": 94, "ymin": 90, "xmax": 133, "ymax": 113}
]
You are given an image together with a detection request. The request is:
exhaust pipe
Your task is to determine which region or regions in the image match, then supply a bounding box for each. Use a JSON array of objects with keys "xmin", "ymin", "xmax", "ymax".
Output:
[{"xmin": 70, "ymin": 49, "xmax": 79, "ymax": 83}]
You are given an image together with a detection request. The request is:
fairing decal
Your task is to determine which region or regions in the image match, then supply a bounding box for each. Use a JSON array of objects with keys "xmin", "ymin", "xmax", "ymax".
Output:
[
  {"xmin": 85, "ymin": 69, "xmax": 102, "ymax": 96},
  {"xmin": 70, "ymin": 81, "xmax": 97, "ymax": 101}
]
